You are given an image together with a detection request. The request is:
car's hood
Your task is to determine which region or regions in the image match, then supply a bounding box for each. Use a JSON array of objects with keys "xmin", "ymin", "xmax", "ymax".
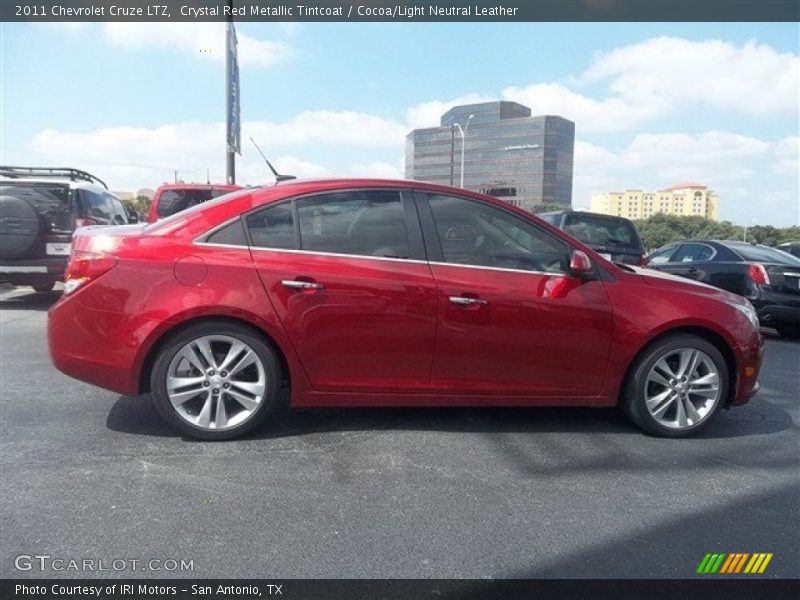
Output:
[{"xmin": 625, "ymin": 265, "xmax": 747, "ymax": 306}]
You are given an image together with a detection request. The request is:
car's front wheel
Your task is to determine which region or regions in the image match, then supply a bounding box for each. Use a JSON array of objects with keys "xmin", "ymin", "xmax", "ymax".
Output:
[
  {"xmin": 150, "ymin": 321, "xmax": 281, "ymax": 440},
  {"xmin": 623, "ymin": 334, "xmax": 728, "ymax": 437}
]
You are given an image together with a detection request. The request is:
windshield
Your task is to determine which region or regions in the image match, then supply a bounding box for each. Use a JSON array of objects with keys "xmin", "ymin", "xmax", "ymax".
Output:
[
  {"xmin": 731, "ymin": 243, "xmax": 800, "ymax": 265},
  {"xmin": 563, "ymin": 214, "xmax": 642, "ymax": 250}
]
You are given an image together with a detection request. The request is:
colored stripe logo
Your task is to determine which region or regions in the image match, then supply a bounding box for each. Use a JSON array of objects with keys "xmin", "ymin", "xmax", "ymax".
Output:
[{"xmin": 697, "ymin": 552, "xmax": 773, "ymax": 574}]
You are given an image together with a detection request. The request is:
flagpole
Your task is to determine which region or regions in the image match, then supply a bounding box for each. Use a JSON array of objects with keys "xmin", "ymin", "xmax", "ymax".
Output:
[{"xmin": 225, "ymin": 0, "xmax": 235, "ymax": 184}]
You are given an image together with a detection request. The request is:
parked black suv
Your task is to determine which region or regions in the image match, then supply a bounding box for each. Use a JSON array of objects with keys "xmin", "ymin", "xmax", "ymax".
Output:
[
  {"xmin": 538, "ymin": 210, "xmax": 646, "ymax": 265},
  {"xmin": 0, "ymin": 167, "xmax": 135, "ymax": 292},
  {"xmin": 646, "ymin": 239, "xmax": 800, "ymax": 339}
]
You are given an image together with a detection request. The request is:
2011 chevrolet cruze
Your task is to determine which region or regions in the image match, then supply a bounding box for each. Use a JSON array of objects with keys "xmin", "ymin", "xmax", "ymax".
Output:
[{"xmin": 48, "ymin": 179, "xmax": 763, "ymax": 440}]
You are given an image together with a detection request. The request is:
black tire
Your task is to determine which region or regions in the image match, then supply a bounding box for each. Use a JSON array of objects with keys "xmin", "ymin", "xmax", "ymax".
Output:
[
  {"xmin": 32, "ymin": 281, "xmax": 56, "ymax": 293},
  {"xmin": 150, "ymin": 321, "xmax": 282, "ymax": 440},
  {"xmin": 775, "ymin": 324, "xmax": 800, "ymax": 340},
  {"xmin": 0, "ymin": 194, "xmax": 41, "ymax": 259},
  {"xmin": 622, "ymin": 334, "xmax": 729, "ymax": 438}
]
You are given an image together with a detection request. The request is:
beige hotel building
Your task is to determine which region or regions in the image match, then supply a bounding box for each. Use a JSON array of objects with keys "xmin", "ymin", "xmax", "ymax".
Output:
[{"xmin": 590, "ymin": 183, "xmax": 719, "ymax": 221}]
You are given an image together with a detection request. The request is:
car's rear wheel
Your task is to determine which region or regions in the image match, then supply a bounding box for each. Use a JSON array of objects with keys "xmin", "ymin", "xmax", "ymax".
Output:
[
  {"xmin": 150, "ymin": 321, "xmax": 281, "ymax": 440},
  {"xmin": 623, "ymin": 334, "xmax": 728, "ymax": 437},
  {"xmin": 32, "ymin": 281, "xmax": 56, "ymax": 293}
]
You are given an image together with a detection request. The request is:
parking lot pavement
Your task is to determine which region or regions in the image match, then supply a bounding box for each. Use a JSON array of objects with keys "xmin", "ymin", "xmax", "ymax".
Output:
[{"xmin": 1, "ymin": 285, "xmax": 798, "ymax": 580}]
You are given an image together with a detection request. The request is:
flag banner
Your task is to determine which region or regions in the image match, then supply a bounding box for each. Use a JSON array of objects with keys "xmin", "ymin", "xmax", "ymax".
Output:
[{"xmin": 226, "ymin": 21, "xmax": 241, "ymax": 155}]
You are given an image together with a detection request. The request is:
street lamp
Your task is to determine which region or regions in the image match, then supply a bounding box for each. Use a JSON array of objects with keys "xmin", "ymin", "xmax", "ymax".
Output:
[{"xmin": 452, "ymin": 113, "xmax": 474, "ymax": 188}]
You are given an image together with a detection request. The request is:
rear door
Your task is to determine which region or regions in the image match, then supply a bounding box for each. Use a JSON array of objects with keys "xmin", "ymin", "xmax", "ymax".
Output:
[
  {"xmin": 656, "ymin": 242, "xmax": 716, "ymax": 282},
  {"xmin": 418, "ymin": 192, "xmax": 614, "ymax": 398},
  {"xmin": 247, "ymin": 189, "xmax": 437, "ymax": 394}
]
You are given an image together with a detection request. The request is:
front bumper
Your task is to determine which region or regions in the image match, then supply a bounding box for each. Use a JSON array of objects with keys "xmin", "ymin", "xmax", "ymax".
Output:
[{"xmin": 729, "ymin": 329, "xmax": 764, "ymax": 407}]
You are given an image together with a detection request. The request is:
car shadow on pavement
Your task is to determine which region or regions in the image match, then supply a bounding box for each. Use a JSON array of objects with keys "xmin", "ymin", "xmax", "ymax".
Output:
[
  {"xmin": 438, "ymin": 482, "xmax": 800, "ymax": 584},
  {"xmin": 0, "ymin": 288, "xmax": 61, "ymax": 311},
  {"xmin": 106, "ymin": 391, "xmax": 794, "ymax": 442}
]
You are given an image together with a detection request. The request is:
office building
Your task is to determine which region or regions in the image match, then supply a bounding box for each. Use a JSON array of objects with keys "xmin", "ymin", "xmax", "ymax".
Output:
[{"xmin": 590, "ymin": 183, "xmax": 720, "ymax": 221}]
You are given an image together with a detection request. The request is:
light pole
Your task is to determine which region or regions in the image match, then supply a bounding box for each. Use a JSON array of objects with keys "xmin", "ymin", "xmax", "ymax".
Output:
[{"xmin": 452, "ymin": 113, "xmax": 474, "ymax": 188}]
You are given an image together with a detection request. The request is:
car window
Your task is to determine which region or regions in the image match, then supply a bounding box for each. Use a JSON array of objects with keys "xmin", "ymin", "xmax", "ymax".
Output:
[
  {"xmin": 539, "ymin": 213, "xmax": 561, "ymax": 226},
  {"xmin": 562, "ymin": 214, "xmax": 641, "ymax": 251},
  {"xmin": 206, "ymin": 218, "xmax": 248, "ymax": 246},
  {"xmin": 647, "ymin": 245, "xmax": 679, "ymax": 265},
  {"xmin": 157, "ymin": 189, "xmax": 216, "ymax": 218},
  {"xmin": 296, "ymin": 191, "xmax": 410, "ymax": 259},
  {"xmin": 672, "ymin": 243, "xmax": 715, "ymax": 263},
  {"xmin": 730, "ymin": 244, "xmax": 800, "ymax": 265},
  {"xmin": 80, "ymin": 189, "xmax": 114, "ymax": 224},
  {"xmin": 246, "ymin": 202, "xmax": 297, "ymax": 250},
  {"xmin": 108, "ymin": 195, "xmax": 129, "ymax": 225},
  {"xmin": 428, "ymin": 194, "xmax": 569, "ymax": 273}
]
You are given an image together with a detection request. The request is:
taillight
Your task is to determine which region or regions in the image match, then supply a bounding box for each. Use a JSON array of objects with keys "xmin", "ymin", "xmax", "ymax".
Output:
[
  {"xmin": 75, "ymin": 217, "xmax": 99, "ymax": 228},
  {"xmin": 63, "ymin": 251, "xmax": 118, "ymax": 294},
  {"xmin": 747, "ymin": 263, "xmax": 770, "ymax": 286}
]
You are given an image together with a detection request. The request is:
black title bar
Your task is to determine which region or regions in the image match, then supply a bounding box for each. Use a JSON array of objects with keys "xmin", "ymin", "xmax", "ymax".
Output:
[{"xmin": 2, "ymin": 1, "xmax": 799, "ymax": 22}]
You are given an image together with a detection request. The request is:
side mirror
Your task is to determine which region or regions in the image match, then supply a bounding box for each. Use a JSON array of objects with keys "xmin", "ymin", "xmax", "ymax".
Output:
[
  {"xmin": 128, "ymin": 212, "xmax": 139, "ymax": 224},
  {"xmin": 570, "ymin": 250, "xmax": 594, "ymax": 278}
]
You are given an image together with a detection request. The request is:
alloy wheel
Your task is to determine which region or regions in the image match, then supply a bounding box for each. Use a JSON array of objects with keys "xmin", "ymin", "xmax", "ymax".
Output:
[
  {"xmin": 166, "ymin": 335, "xmax": 267, "ymax": 431},
  {"xmin": 644, "ymin": 347, "xmax": 721, "ymax": 430}
]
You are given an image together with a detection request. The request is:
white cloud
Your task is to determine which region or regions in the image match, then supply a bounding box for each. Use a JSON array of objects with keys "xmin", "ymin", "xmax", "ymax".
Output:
[
  {"xmin": 505, "ymin": 37, "xmax": 799, "ymax": 131},
  {"xmin": 583, "ymin": 37, "xmax": 800, "ymax": 116},
  {"xmin": 44, "ymin": 23, "xmax": 292, "ymax": 68},
  {"xmin": 573, "ymin": 132, "xmax": 797, "ymax": 225},
  {"xmin": 773, "ymin": 135, "xmax": 799, "ymax": 175},
  {"xmin": 405, "ymin": 93, "xmax": 495, "ymax": 129}
]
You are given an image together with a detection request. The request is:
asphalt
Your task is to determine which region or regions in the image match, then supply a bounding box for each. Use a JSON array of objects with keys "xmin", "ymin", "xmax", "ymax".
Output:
[{"xmin": 1, "ymin": 285, "xmax": 798, "ymax": 579}]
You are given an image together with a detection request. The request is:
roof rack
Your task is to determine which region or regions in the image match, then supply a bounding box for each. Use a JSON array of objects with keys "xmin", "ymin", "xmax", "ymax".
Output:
[{"xmin": 0, "ymin": 166, "xmax": 108, "ymax": 189}]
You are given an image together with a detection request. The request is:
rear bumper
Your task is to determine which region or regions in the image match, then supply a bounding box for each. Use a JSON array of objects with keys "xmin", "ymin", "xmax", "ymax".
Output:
[
  {"xmin": 48, "ymin": 289, "xmax": 156, "ymax": 397},
  {"xmin": 0, "ymin": 258, "xmax": 66, "ymax": 285},
  {"xmin": 751, "ymin": 288, "xmax": 800, "ymax": 326}
]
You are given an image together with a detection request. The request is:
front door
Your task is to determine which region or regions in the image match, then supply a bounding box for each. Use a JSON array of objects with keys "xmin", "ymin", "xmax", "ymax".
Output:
[{"xmin": 418, "ymin": 192, "xmax": 614, "ymax": 398}]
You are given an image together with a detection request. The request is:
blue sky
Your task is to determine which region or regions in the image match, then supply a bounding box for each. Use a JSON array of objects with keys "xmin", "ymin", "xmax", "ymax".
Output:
[{"xmin": 1, "ymin": 21, "xmax": 798, "ymax": 225}]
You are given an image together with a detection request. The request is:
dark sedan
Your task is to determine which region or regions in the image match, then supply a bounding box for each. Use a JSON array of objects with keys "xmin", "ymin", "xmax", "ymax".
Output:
[{"xmin": 646, "ymin": 240, "xmax": 800, "ymax": 339}]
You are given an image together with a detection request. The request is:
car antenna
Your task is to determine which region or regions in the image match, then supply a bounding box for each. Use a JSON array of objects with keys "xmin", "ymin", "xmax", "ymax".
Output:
[{"xmin": 250, "ymin": 137, "xmax": 296, "ymax": 183}]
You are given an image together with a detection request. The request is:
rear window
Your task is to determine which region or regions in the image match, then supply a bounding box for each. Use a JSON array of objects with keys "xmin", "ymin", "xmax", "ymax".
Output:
[
  {"xmin": 731, "ymin": 244, "xmax": 800, "ymax": 265},
  {"xmin": 156, "ymin": 188, "xmax": 232, "ymax": 218},
  {"xmin": 562, "ymin": 214, "xmax": 642, "ymax": 250}
]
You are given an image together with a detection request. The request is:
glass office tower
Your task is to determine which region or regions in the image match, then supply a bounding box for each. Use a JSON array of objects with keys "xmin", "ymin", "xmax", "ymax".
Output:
[{"xmin": 405, "ymin": 101, "xmax": 575, "ymax": 211}]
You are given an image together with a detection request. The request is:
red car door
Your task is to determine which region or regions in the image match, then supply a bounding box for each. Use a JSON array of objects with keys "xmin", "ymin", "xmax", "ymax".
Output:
[
  {"xmin": 418, "ymin": 192, "xmax": 614, "ymax": 398},
  {"xmin": 247, "ymin": 190, "xmax": 437, "ymax": 394}
]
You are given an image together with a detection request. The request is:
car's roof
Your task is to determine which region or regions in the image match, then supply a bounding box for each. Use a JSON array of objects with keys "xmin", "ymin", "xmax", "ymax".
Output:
[
  {"xmin": 155, "ymin": 183, "xmax": 242, "ymax": 191},
  {"xmin": 0, "ymin": 177, "xmax": 107, "ymax": 191}
]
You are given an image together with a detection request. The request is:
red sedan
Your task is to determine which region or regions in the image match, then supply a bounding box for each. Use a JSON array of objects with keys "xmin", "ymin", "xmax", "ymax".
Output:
[{"xmin": 48, "ymin": 179, "xmax": 763, "ymax": 439}]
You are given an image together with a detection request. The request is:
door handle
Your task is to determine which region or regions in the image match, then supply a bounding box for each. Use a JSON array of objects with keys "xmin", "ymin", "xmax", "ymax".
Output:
[
  {"xmin": 281, "ymin": 279, "xmax": 324, "ymax": 291},
  {"xmin": 449, "ymin": 296, "xmax": 487, "ymax": 306}
]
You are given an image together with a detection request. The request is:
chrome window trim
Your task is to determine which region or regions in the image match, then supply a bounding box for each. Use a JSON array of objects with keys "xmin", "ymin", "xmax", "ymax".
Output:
[
  {"xmin": 428, "ymin": 260, "xmax": 557, "ymax": 277},
  {"xmin": 193, "ymin": 241, "xmax": 560, "ymax": 276}
]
